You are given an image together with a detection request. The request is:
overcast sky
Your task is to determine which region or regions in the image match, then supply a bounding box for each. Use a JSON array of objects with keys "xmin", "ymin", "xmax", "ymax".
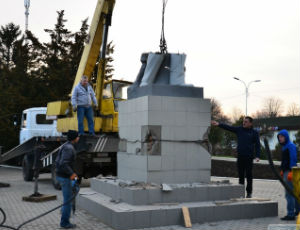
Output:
[{"xmin": 0, "ymin": 0, "xmax": 299, "ymax": 117}]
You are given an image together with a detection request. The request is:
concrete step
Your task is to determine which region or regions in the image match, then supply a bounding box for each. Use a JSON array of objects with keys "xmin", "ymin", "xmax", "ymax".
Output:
[
  {"xmin": 77, "ymin": 187, "xmax": 278, "ymax": 230},
  {"xmin": 90, "ymin": 178, "xmax": 245, "ymax": 205}
]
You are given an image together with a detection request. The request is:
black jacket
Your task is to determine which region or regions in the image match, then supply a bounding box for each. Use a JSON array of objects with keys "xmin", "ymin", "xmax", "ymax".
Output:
[
  {"xmin": 219, "ymin": 123, "xmax": 261, "ymax": 158},
  {"xmin": 55, "ymin": 142, "xmax": 76, "ymax": 178}
]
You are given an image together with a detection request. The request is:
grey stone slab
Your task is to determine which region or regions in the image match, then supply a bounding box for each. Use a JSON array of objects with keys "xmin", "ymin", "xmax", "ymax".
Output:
[
  {"xmin": 147, "ymin": 171, "xmax": 162, "ymax": 184},
  {"xmin": 221, "ymin": 185, "xmax": 244, "ymax": 200},
  {"xmin": 188, "ymin": 207, "xmax": 197, "ymax": 224},
  {"xmin": 195, "ymin": 205, "xmax": 215, "ymax": 223},
  {"xmin": 165, "ymin": 208, "xmax": 183, "ymax": 226},
  {"xmin": 174, "ymin": 187, "xmax": 191, "ymax": 203},
  {"xmin": 132, "ymin": 189, "xmax": 149, "ymax": 205},
  {"xmin": 149, "ymin": 209, "xmax": 168, "ymax": 227},
  {"xmin": 148, "ymin": 188, "xmax": 163, "ymax": 204},
  {"xmin": 77, "ymin": 194, "xmax": 112, "ymax": 226},
  {"xmin": 120, "ymin": 187, "xmax": 134, "ymax": 205},
  {"xmin": 213, "ymin": 204, "xmax": 243, "ymax": 221},
  {"xmin": 190, "ymin": 186, "xmax": 209, "ymax": 202},
  {"xmin": 148, "ymin": 96, "xmax": 163, "ymax": 111},
  {"xmin": 161, "ymin": 155, "xmax": 175, "ymax": 170},
  {"xmin": 207, "ymin": 185, "xmax": 222, "ymax": 201},
  {"xmin": 162, "ymin": 190, "xmax": 178, "ymax": 203},
  {"xmin": 111, "ymin": 211, "xmax": 134, "ymax": 230},
  {"xmin": 148, "ymin": 155, "xmax": 162, "ymax": 171},
  {"xmin": 133, "ymin": 210, "xmax": 151, "ymax": 229}
]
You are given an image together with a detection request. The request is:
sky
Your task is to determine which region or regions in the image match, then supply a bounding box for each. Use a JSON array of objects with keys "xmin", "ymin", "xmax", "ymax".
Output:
[{"xmin": 0, "ymin": 0, "xmax": 299, "ymax": 117}]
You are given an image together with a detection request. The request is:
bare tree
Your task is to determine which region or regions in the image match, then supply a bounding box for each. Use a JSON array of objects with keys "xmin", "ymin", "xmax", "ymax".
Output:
[
  {"xmin": 262, "ymin": 97, "xmax": 284, "ymax": 118},
  {"xmin": 231, "ymin": 107, "xmax": 243, "ymax": 123},
  {"xmin": 251, "ymin": 110, "xmax": 269, "ymax": 119},
  {"xmin": 210, "ymin": 98, "xmax": 230, "ymax": 122},
  {"xmin": 211, "ymin": 98, "xmax": 222, "ymax": 120},
  {"xmin": 286, "ymin": 102, "xmax": 300, "ymax": 116},
  {"xmin": 209, "ymin": 98, "xmax": 230, "ymax": 155}
]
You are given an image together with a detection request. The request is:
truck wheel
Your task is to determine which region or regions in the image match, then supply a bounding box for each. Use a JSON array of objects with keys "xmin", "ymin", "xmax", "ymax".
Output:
[
  {"xmin": 22, "ymin": 155, "xmax": 34, "ymax": 181},
  {"xmin": 51, "ymin": 164, "xmax": 61, "ymax": 190}
]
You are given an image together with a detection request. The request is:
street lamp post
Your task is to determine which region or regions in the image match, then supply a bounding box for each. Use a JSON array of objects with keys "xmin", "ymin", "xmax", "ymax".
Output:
[{"xmin": 233, "ymin": 77, "xmax": 261, "ymax": 116}]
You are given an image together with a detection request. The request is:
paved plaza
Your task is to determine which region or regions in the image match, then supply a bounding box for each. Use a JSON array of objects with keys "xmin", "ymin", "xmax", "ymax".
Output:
[{"xmin": 0, "ymin": 166, "xmax": 295, "ymax": 230}]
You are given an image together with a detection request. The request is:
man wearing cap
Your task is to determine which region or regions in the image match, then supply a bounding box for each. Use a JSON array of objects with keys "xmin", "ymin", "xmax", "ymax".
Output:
[
  {"xmin": 55, "ymin": 130, "xmax": 79, "ymax": 229},
  {"xmin": 71, "ymin": 75, "xmax": 98, "ymax": 135}
]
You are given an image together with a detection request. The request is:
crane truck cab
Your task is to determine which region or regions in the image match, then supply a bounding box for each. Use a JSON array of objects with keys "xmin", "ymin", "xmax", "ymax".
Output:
[{"xmin": 20, "ymin": 107, "xmax": 61, "ymax": 144}]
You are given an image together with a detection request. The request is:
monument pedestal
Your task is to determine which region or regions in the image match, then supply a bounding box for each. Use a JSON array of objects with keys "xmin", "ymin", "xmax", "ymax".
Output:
[{"xmin": 117, "ymin": 95, "xmax": 211, "ymax": 184}]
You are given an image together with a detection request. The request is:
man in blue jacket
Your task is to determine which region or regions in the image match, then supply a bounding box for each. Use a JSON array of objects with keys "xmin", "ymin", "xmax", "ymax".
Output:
[
  {"xmin": 71, "ymin": 75, "xmax": 98, "ymax": 135},
  {"xmin": 211, "ymin": 116, "xmax": 260, "ymax": 198},
  {"xmin": 278, "ymin": 129, "xmax": 299, "ymax": 221}
]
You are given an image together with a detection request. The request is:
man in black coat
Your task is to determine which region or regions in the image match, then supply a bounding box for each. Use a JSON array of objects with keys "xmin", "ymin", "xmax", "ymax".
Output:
[
  {"xmin": 211, "ymin": 116, "xmax": 260, "ymax": 198},
  {"xmin": 55, "ymin": 130, "xmax": 79, "ymax": 229}
]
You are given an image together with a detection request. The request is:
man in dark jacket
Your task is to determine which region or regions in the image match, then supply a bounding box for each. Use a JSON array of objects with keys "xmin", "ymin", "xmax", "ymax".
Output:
[
  {"xmin": 56, "ymin": 130, "xmax": 79, "ymax": 229},
  {"xmin": 278, "ymin": 129, "xmax": 299, "ymax": 221},
  {"xmin": 211, "ymin": 116, "xmax": 260, "ymax": 198}
]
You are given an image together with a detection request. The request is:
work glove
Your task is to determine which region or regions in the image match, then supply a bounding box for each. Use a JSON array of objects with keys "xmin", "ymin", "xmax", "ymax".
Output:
[
  {"xmin": 288, "ymin": 171, "xmax": 293, "ymax": 181},
  {"xmin": 280, "ymin": 170, "xmax": 283, "ymax": 177},
  {"xmin": 73, "ymin": 106, "xmax": 77, "ymax": 112},
  {"xmin": 93, "ymin": 104, "xmax": 98, "ymax": 110},
  {"xmin": 70, "ymin": 173, "xmax": 78, "ymax": 180}
]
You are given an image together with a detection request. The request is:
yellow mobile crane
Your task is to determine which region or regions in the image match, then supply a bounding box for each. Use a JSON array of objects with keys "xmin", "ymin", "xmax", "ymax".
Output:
[
  {"xmin": 0, "ymin": 0, "xmax": 131, "ymax": 189},
  {"xmin": 47, "ymin": 0, "xmax": 130, "ymax": 133},
  {"xmin": 44, "ymin": 0, "xmax": 132, "ymax": 188}
]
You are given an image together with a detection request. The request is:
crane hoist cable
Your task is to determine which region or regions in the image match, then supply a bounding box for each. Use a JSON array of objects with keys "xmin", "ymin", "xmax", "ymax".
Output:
[{"xmin": 159, "ymin": 0, "xmax": 168, "ymax": 54}]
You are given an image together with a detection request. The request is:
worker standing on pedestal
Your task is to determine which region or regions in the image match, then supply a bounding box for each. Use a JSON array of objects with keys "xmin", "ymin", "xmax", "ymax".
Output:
[
  {"xmin": 211, "ymin": 116, "xmax": 260, "ymax": 198},
  {"xmin": 71, "ymin": 75, "xmax": 98, "ymax": 135}
]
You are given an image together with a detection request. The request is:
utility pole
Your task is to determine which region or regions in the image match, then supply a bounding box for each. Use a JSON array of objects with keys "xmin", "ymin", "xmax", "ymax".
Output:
[{"xmin": 233, "ymin": 77, "xmax": 261, "ymax": 116}]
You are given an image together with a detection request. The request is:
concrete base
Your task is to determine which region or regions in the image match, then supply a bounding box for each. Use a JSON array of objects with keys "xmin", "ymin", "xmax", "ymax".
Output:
[
  {"xmin": 90, "ymin": 178, "xmax": 244, "ymax": 205},
  {"xmin": 78, "ymin": 188, "xmax": 277, "ymax": 229},
  {"xmin": 77, "ymin": 178, "xmax": 278, "ymax": 229}
]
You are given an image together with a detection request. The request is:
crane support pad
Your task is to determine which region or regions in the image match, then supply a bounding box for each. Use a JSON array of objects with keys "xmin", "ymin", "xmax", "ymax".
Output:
[{"xmin": 22, "ymin": 194, "xmax": 57, "ymax": 202}]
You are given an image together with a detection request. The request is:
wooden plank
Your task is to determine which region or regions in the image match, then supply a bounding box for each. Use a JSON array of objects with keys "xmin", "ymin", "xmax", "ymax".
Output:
[{"xmin": 182, "ymin": 206, "xmax": 192, "ymax": 228}]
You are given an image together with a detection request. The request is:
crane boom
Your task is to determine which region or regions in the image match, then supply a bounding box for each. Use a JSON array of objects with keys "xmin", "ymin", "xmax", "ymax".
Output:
[
  {"xmin": 71, "ymin": 0, "xmax": 115, "ymax": 94},
  {"xmin": 47, "ymin": 0, "xmax": 131, "ymax": 134}
]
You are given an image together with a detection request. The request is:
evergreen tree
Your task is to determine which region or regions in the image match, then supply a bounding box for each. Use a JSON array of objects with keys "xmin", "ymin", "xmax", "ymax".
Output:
[
  {"xmin": 69, "ymin": 18, "xmax": 89, "ymax": 79},
  {"xmin": 42, "ymin": 10, "xmax": 73, "ymax": 100},
  {"xmin": 0, "ymin": 13, "xmax": 90, "ymax": 152},
  {"xmin": 105, "ymin": 41, "xmax": 115, "ymax": 80},
  {"xmin": 0, "ymin": 23, "xmax": 21, "ymax": 69}
]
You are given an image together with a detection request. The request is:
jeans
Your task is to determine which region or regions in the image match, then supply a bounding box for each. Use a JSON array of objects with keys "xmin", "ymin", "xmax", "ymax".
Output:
[
  {"xmin": 283, "ymin": 171, "xmax": 300, "ymax": 217},
  {"xmin": 237, "ymin": 155, "xmax": 253, "ymax": 195},
  {"xmin": 77, "ymin": 106, "xmax": 95, "ymax": 135},
  {"xmin": 56, "ymin": 176, "xmax": 72, "ymax": 227}
]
